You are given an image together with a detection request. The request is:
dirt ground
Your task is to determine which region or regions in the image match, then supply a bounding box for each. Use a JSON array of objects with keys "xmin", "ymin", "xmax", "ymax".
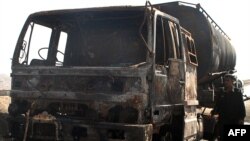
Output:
[
  {"xmin": 0, "ymin": 96, "xmax": 10, "ymax": 138},
  {"xmin": 0, "ymin": 96, "xmax": 10, "ymax": 113}
]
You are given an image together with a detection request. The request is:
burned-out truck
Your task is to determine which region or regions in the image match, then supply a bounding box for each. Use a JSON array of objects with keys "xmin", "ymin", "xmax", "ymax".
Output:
[{"xmin": 8, "ymin": 1, "xmax": 237, "ymax": 141}]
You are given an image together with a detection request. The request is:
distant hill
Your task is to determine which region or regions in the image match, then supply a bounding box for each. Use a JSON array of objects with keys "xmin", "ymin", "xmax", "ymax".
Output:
[{"xmin": 244, "ymin": 79, "xmax": 250, "ymax": 86}]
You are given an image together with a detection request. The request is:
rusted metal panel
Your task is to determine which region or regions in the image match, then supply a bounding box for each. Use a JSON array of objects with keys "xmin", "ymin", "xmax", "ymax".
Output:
[
  {"xmin": 185, "ymin": 66, "xmax": 198, "ymax": 104},
  {"xmin": 11, "ymin": 66, "xmax": 150, "ymax": 77},
  {"xmin": 154, "ymin": 65, "xmax": 168, "ymax": 105},
  {"xmin": 183, "ymin": 116, "xmax": 198, "ymax": 139},
  {"xmin": 10, "ymin": 91, "xmax": 148, "ymax": 108},
  {"xmin": 166, "ymin": 59, "xmax": 185, "ymax": 104},
  {"xmin": 153, "ymin": 61, "xmax": 185, "ymax": 106},
  {"xmin": 182, "ymin": 29, "xmax": 198, "ymax": 105}
]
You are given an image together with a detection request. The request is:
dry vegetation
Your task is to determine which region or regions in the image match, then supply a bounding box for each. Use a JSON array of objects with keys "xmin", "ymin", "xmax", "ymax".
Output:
[
  {"xmin": 0, "ymin": 74, "xmax": 11, "ymax": 137},
  {"xmin": 0, "ymin": 96, "xmax": 10, "ymax": 113},
  {"xmin": 0, "ymin": 74, "xmax": 11, "ymax": 113}
]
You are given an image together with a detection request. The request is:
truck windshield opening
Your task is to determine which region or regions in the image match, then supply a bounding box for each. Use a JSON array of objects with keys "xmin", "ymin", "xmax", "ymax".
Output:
[{"xmin": 18, "ymin": 10, "xmax": 147, "ymax": 67}]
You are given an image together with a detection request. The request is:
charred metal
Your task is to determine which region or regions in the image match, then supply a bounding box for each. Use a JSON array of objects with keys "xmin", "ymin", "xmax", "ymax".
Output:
[{"xmin": 7, "ymin": 1, "xmax": 239, "ymax": 141}]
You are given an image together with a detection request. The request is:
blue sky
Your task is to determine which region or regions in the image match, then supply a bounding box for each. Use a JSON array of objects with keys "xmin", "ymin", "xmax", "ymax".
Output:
[{"xmin": 0, "ymin": 0, "xmax": 249, "ymax": 80}]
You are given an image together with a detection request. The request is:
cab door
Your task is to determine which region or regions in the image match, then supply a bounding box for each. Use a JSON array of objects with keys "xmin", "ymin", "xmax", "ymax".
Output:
[
  {"xmin": 165, "ymin": 21, "xmax": 185, "ymax": 104},
  {"xmin": 152, "ymin": 10, "xmax": 185, "ymax": 123}
]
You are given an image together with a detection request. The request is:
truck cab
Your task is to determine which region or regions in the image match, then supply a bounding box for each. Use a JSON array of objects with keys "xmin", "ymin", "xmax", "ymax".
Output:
[{"xmin": 9, "ymin": 4, "xmax": 200, "ymax": 141}]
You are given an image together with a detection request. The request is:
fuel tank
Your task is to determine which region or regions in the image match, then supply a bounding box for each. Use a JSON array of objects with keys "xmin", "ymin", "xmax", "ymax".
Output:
[{"xmin": 156, "ymin": 2, "xmax": 236, "ymax": 84}]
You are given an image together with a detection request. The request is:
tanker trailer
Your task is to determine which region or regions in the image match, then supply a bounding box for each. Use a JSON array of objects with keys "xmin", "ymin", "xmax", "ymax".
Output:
[{"xmin": 156, "ymin": 1, "xmax": 237, "ymax": 107}]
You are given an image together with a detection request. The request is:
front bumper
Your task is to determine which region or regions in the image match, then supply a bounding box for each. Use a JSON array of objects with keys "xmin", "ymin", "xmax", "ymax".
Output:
[{"xmin": 29, "ymin": 115, "xmax": 153, "ymax": 141}]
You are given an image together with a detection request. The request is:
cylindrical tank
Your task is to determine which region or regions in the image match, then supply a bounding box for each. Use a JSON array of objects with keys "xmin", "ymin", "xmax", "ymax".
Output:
[{"xmin": 156, "ymin": 2, "xmax": 236, "ymax": 84}]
